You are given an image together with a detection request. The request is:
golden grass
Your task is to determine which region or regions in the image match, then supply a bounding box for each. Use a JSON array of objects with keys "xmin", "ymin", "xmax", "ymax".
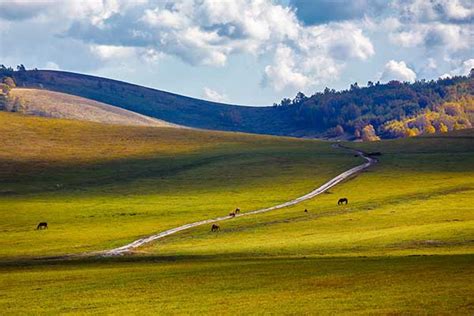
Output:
[{"xmin": 8, "ymin": 88, "xmax": 179, "ymax": 127}]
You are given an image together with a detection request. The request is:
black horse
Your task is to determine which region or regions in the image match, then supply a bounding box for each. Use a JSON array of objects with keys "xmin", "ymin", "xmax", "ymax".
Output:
[
  {"xmin": 235, "ymin": 208, "xmax": 240, "ymax": 214},
  {"xmin": 36, "ymin": 222, "xmax": 48, "ymax": 230},
  {"xmin": 338, "ymin": 198, "xmax": 348, "ymax": 205},
  {"xmin": 211, "ymin": 224, "xmax": 220, "ymax": 232}
]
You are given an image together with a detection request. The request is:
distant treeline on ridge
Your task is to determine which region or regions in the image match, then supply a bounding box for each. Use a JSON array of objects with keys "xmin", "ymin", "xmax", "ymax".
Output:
[{"xmin": 1, "ymin": 64, "xmax": 473, "ymax": 140}]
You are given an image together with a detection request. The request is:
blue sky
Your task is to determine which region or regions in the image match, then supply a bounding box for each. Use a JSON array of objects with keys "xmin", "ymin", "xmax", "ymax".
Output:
[{"xmin": 0, "ymin": 0, "xmax": 472, "ymax": 106}]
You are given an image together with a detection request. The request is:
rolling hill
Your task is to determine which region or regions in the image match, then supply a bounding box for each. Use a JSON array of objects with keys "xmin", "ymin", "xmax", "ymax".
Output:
[
  {"xmin": 8, "ymin": 88, "xmax": 181, "ymax": 128},
  {"xmin": 2, "ymin": 68, "xmax": 472, "ymax": 138},
  {"xmin": 0, "ymin": 111, "xmax": 472, "ymax": 314}
]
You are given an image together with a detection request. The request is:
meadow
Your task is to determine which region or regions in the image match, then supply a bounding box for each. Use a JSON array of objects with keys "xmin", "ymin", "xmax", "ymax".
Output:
[
  {"xmin": 0, "ymin": 112, "xmax": 359, "ymax": 258},
  {"xmin": 146, "ymin": 131, "xmax": 474, "ymax": 258},
  {"xmin": 1, "ymin": 112, "xmax": 473, "ymax": 314}
]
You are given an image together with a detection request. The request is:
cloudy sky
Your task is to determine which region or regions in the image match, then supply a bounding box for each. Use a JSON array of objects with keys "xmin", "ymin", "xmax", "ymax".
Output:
[{"xmin": 0, "ymin": 0, "xmax": 473, "ymax": 105}]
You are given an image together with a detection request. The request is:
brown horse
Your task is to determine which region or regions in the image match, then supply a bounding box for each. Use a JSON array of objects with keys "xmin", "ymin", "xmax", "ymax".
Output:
[
  {"xmin": 211, "ymin": 224, "xmax": 220, "ymax": 232},
  {"xmin": 235, "ymin": 208, "xmax": 240, "ymax": 214},
  {"xmin": 338, "ymin": 198, "xmax": 348, "ymax": 205},
  {"xmin": 229, "ymin": 212, "xmax": 236, "ymax": 217},
  {"xmin": 36, "ymin": 222, "xmax": 48, "ymax": 230}
]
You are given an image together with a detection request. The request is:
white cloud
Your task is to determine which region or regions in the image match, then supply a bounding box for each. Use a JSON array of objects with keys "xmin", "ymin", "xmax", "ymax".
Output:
[
  {"xmin": 263, "ymin": 45, "xmax": 311, "ymax": 92},
  {"xmin": 202, "ymin": 87, "xmax": 228, "ymax": 103},
  {"xmin": 449, "ymin": 58, "xmax": 474, "ymax": 76},
  {"xmin": 381, "ymin": 60, "xmax": 417, "ymax": 82},
  {"xmin": 90, "ymin": 45, "xmax": 136, "ymax": 60},
  {"xmin": 262, "ymin": 22, "xmax": 373, "ymax": 92},
  {"xmin": 390, "ymin": 23, "xmax": 470, "ymax": 52},
  {"xmin": 394, "ymin": 0, "xmax": 474, "ymax": 23}
]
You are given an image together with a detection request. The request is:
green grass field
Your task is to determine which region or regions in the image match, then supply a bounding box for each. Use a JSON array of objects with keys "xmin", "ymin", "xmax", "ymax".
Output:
[
  {"xmin": 1, "ymin": 112, "xmax": 473, "ymax": 314},
  {"xmin": 0, "ymin": 112, "xmax": 359, "ymax": 258}
]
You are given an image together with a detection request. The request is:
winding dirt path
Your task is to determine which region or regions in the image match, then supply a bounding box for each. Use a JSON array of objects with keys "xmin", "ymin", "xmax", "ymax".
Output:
[{"xmin": 101, "ymin": 145, "xmax": 376, "ymax": 256}]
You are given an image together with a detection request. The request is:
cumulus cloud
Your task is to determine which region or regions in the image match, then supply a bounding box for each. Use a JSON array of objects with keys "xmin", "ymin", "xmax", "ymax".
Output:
[
  {"xmin": 448, "ymin": 58, "xmax": 474, "ymax": 77},
  {"xmin": 381, "ymin": 60, "xmax": 417, "ymax": 82},
  {"xmin": 390, "ymin": 22, "xmax": 471, "ymax": 52},
  {"xmin": 262, "ymin": 22, "xmax": 373, "ymax": 92},
  {"xmin": 395, "ymin": 0, "xmax": 474, "ymax": 23},
  {"xmin": 263, "ymin": 45, "xmax": 311, "ymax": 92},
  {"xmin": 202, "ymin": 87, "xmax": 228, "ymax": 103},
  {"xmin": 8, "ymin": 0, "xmax": 369, "ymax": 92},
  {"xmin": 1, "ymin": 0, "xmax": 470, "ymax": 100},
  {"xmin": 388, "ymin": 0, "xmax": 473, "ymax": 54}
]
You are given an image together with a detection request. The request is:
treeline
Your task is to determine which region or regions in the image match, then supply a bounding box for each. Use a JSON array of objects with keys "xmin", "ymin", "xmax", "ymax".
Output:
[
  {"xmin": 1, "ymin": 64, "xmax": 473, "ymax": 140},
  {"xmin": 274, "ymin": 70, "xmax": 474, "ymax": 139}
]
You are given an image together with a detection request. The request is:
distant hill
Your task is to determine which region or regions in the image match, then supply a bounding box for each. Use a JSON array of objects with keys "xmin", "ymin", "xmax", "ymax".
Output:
[
  {"xmin": 7, "ymin": 88, "xmax": 181, "ymax": 128},
  {"xmin": 1, "ymin": 69, "xmax": 293, "ymax": 135},
  {"xmin": 1, "ymin": 67, "xmax": 473, "ymax": 139}
]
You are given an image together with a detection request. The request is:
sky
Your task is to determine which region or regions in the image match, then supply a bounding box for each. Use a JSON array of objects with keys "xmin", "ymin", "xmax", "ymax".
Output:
[{"xmin": 0, "ymin": 0, "xmax": 473, "ymax": 106}]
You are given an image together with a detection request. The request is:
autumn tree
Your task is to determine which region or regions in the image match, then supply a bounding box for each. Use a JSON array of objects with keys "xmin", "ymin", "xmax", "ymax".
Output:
[
  {"xmin": 361, "ymin": 124, "xmax": 380, "ymax": 141},
  {"xmin": 2, "ymin": 77, "xmax": 16, "ymax": 88}
]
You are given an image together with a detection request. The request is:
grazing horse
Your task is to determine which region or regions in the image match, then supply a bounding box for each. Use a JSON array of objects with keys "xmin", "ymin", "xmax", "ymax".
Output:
[
  {"xmin": 338, "ymin": 198, "xmax": 348, "ymax": 205},
  {"xmin": 235, "ymin": 208, "xmax": 240, "ymax": 214},
  {"xmin": 211, "ymin": 224, "xmax": 220, "ymax": 232},
  {"xmin": 229, "ymin": 212, "xmax": 236, "ymax": 217},
  {"xmin": 36, "ymin": 222, "xmax": 48, "ymax": 230}
]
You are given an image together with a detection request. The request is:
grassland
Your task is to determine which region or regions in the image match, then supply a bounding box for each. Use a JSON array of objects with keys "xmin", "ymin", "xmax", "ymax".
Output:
[
  {"xmin": 2, "ymin": 255, "xmax": 472, "ymax": 315},
  {"xmin": 145, "ymin": 130, "xmax": 474, "ymax": 258},
  {"xmin": 8, "ymin": 88, "xmax": 178, "ymax": 127},
  {"xmin": 1, "ymin": 111, "xmax": 473, "ymax": 314},
  {"xmin": 0, "ymin": 111, "xmax": 359, "ymax": 258}
]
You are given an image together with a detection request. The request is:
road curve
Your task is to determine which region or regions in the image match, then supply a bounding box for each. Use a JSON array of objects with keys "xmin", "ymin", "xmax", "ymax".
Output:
[{"xmin": 102, "ymin": 145, "xmax": 377, "ymax": 256}]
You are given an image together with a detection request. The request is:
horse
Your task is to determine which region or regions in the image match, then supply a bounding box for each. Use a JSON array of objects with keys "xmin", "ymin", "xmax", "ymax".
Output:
[
  {"xmin": 338, "ymin": 198, "xmax": 348, "ymax": 205},
  {"xmin": 229, "ymin": 212, "xmax": 236, "ymax": 217},
  {"xmin": 211, "ymin": 224, "xmax": 220, "ymax": 232},
  {"xmin": 36, "ymin": 222, "xmax": 48, "ymax": 230},
  {"xmin": 235, "ymin": 208, "xmax": 240, "ymax": 214},
  {"xmin": 304, "ymin": 209, "xmax": 308, "ymax": 213}
]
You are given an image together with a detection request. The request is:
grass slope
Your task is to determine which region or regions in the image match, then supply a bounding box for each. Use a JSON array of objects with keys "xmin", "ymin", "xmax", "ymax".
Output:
[
  {"xmin": 8, "ymin": 88, "xmax": 179, "ymax": 127},
  {"xmin": 1, "ymin": 112, "xmax": 472, "ymax": 314},
  {"xmin": 0, "ymin": 112, "xmax": 358, "ymax": 258},
  {"xmin": 9, "ymin": 70, "xmax": 294, "ymax": 134},
  {"xmin": 143, "ymin": 130, "xmax": 474, "ymax": 258}
]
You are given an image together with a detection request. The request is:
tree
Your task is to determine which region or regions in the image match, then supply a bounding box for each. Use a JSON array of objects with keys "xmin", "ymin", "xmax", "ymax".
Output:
[
  {"xmin": 2, "ymin": 77, "xmax": 16, "ymax": 88},
  {"xmin": 439, "ymin": 122, "xmax": 448, "ymax": 133},
  {"xmin": 350, "ymin": 82, "xmax": 360, "ymax": 91},
  {"xmin": 361, "ymin": 124, "xmax": 380, "ymax": 141},
  {"xmin": 292, "ymin": 92, "xmax": 307, "ymax": 105},
  {"xmin": 424, "ymin": 124, "xmax": 436, "ymax": 134},
  {"xmin": 16, "ymin": 64, "xmax": 26, "ymax": 71},
  {"xmin": 280, "ymin": 98, "xmax": 291, "ymax": 107}
]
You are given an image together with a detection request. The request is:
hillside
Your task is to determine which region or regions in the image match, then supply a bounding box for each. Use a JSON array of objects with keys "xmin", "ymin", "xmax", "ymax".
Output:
[
  {"xmin": 1, "ymin": 112, "xmax": 472, "ymax": 314},
  {"xmin": 0, "ymin": 111, "xmax": 358, "ymax": 257},
  {"xmin": 1, "ymin": 69, "xmax": 292, "ymax": 135},
  {"xmin": 2, "ymin": 67, "xmax": 473, "ymax": 138},
  {"xmin": 7, "ymin": 88, "xmax": 180, "ymax": 128}
]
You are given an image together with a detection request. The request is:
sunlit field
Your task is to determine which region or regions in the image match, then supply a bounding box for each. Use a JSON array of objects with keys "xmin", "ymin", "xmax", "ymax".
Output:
[
  {"xmin": 0, "ymin": 112, "xmax": 359, "ymax": 258},
  {"xmin": 1, "ymin": 112, "xmax": 472, "ymax": 314}
]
